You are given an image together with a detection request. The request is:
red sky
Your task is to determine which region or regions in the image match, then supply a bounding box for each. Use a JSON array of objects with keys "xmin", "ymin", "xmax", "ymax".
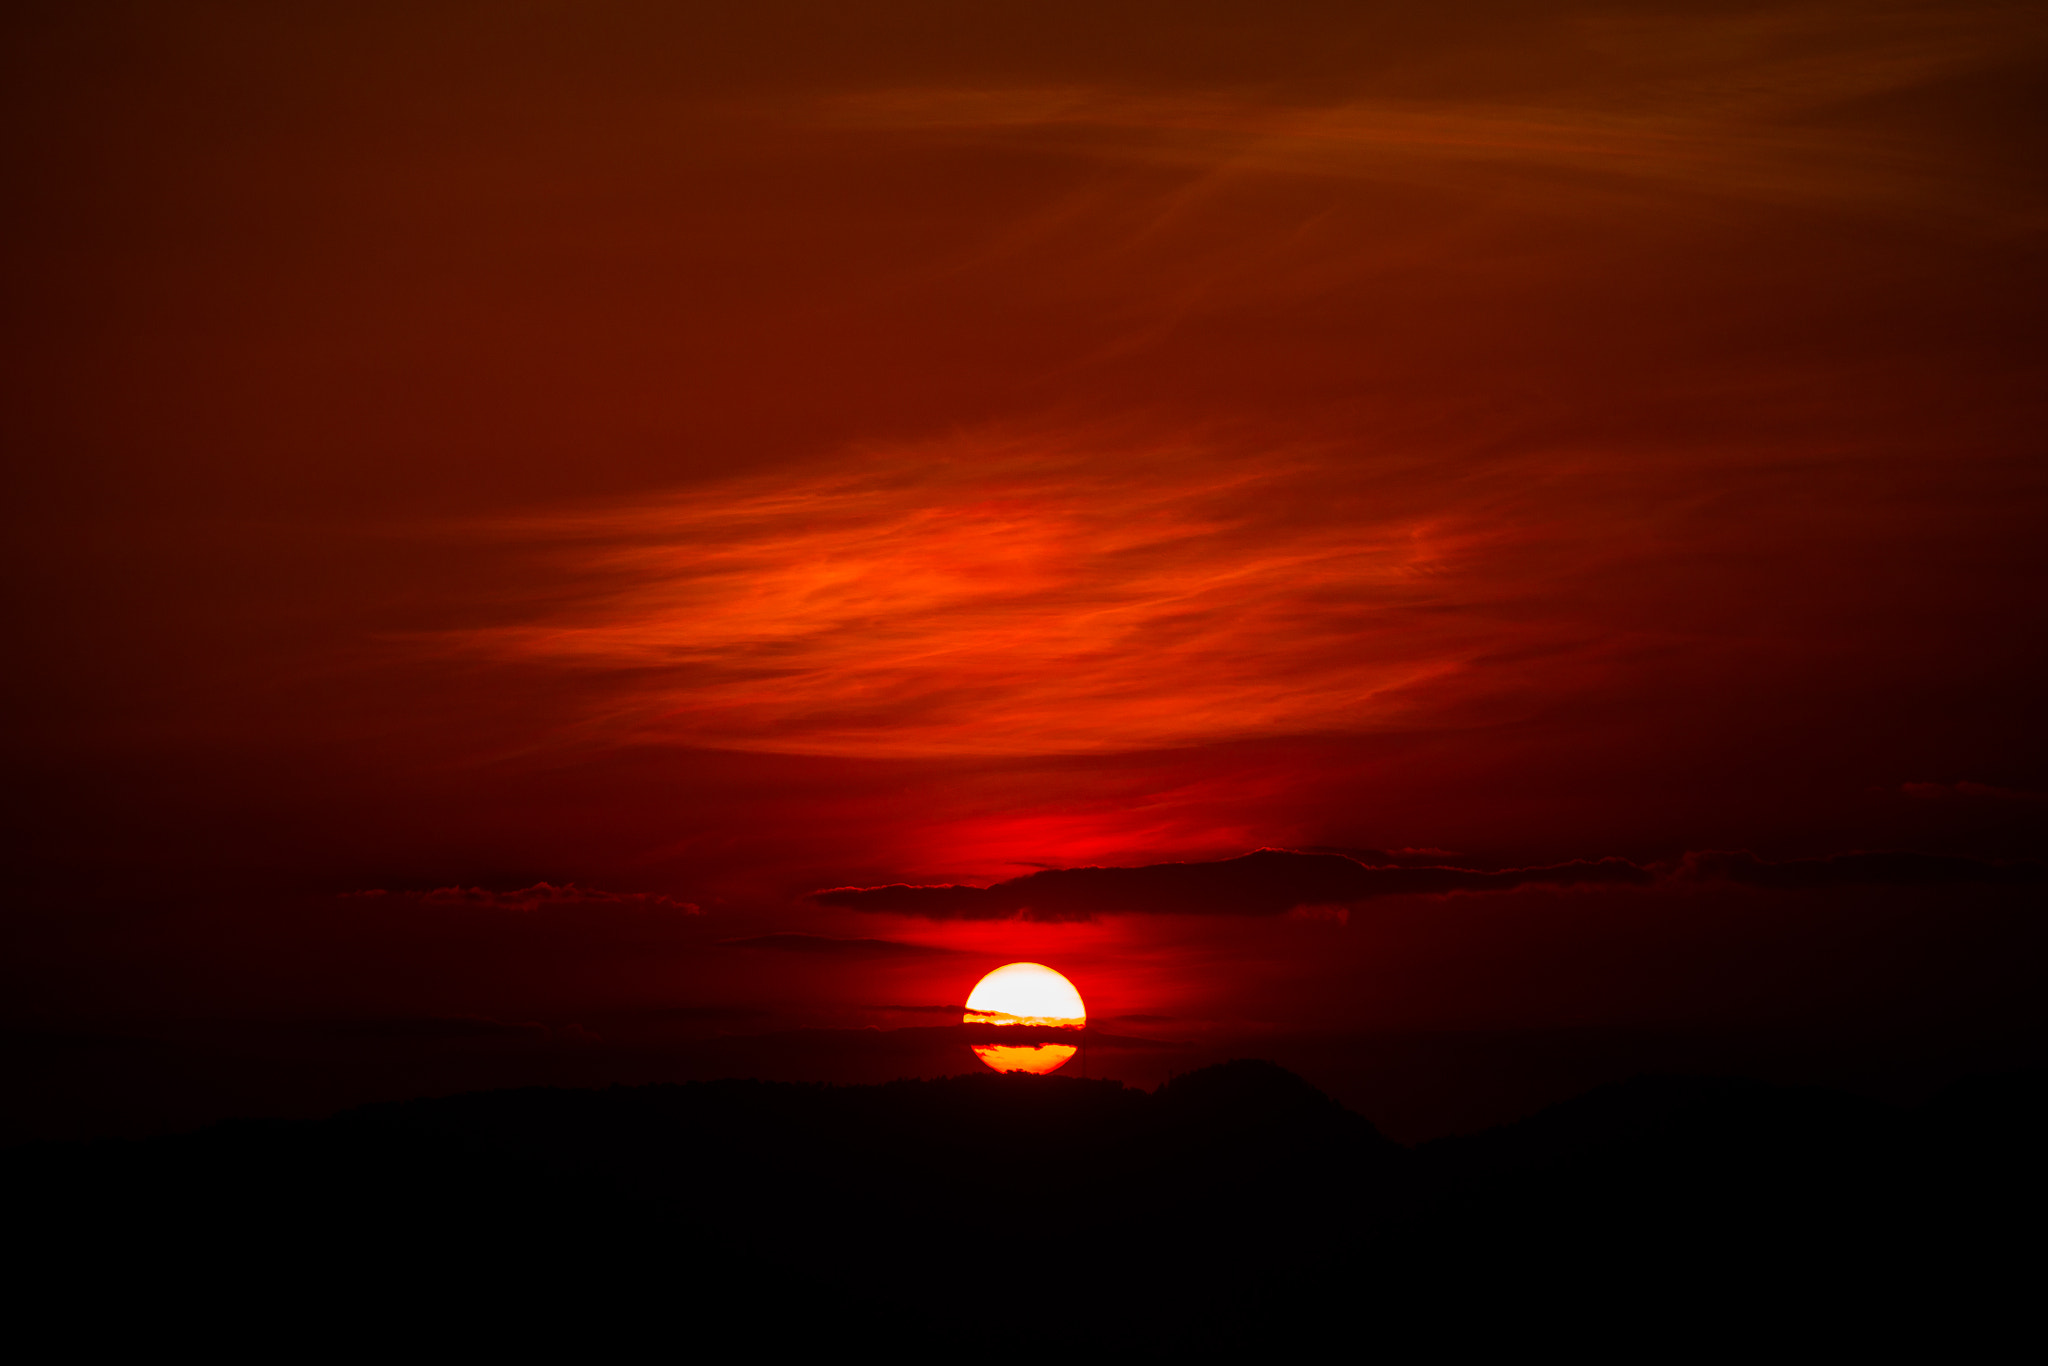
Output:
[{"xmin": 4, "ymin": 1, "xmax": 2045, "ymax": 1142}]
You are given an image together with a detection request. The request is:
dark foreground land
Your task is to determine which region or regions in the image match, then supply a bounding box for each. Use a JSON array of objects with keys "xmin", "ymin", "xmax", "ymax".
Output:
[{"xmin": 8, "ymin": 1061, "xmax": 2043, "ymax": 1349}]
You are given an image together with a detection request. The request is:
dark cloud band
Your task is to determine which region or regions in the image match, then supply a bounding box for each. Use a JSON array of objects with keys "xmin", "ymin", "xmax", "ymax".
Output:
[
  {"xmin": 815, "ymin": 847, "xmax": 2042, "ymax": 920},
  {"xmin": 347, "ymin": 882, "xmax": 699, "ymax": 912},
  {"xmin": 715, "ymin": 933, "xmax": 960, "ymax": 956},
  {"xmin": 1674, "ymin": 850, "xmax": 2045, "ymax": 890},
  {"xmin": 813, "ymin": 848, "xmax": 1652, "ymax": 920}
]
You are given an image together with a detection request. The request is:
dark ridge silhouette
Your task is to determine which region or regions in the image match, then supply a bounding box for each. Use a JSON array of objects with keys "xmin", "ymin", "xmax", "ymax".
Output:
[{"xmin": 7, "ymin": 1061, "xmax": 2040, "ymax": 1349}]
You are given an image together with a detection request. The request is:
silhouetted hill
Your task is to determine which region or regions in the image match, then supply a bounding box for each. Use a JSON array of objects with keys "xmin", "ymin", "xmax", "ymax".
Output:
[{"xmin": 7, "ymin": 1062, "xmax": 2040, "ymax": 1349}]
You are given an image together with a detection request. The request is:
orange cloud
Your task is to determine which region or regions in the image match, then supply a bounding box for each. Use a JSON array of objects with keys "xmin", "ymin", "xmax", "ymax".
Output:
[
  {"xmin": 813, "ymin": 1, "xmax": 2036, "ymax": 226},
  {"xmin": 426, "ymin": 428, "xmax": 1630, "ymax": 758}
]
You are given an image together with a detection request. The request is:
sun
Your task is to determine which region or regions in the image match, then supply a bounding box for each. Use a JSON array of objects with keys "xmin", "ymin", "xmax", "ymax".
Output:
[{"xmin": 964, "ymin": 962, "xmax": 1086, "ymax": 1075}]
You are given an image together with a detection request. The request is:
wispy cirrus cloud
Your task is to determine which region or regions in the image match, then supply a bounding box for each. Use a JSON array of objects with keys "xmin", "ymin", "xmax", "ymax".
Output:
[
  {"xmin": 386, "ymin": 2, "xmax": 2046, "ymax": 771},
  {"xmin": 423, "ymin": 434, "xmax": 1591, "ymax": 758},
  {"xmin": 816, "ymin": 2, "xmax": 2044, "ymax": 225}
]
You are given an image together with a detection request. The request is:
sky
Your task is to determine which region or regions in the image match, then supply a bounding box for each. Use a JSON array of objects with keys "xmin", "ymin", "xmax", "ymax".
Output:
[{"xmin": 4, "ymin": 0, "xmax": 2045, "ymax": 1143}]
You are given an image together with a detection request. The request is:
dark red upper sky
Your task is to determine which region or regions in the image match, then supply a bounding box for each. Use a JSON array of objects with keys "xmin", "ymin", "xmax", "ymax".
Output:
[{"xmin": 4, "ymin": 1, "xmax": 2045, "ymax": 1141}]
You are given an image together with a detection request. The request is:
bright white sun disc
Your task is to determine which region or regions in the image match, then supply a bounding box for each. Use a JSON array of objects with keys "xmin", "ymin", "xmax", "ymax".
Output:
[
  {"xmin": 964, "ymin": 962, "xmax": 1086, "ymax": 1027},
  {"xmin": 964, "ymin": 962, "xmax": 1086, "ymax": 1075}
]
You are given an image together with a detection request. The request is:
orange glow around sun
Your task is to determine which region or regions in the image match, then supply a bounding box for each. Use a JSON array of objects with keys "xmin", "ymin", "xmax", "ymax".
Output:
[{"xmin": 964, "ymin": 962, "xmax": 1086, "ymax": 1075}]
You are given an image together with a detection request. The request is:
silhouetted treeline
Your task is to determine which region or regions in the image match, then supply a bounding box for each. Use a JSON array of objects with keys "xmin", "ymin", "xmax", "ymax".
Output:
[{"xmin": 7, "ymin": 1061, "xmax": 2040, "ymax": 1349}]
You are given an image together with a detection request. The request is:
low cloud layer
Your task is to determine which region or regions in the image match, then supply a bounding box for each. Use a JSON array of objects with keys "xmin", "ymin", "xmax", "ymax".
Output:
[
  {"xmin": 346, "ymin": 882, "xmax": 700, "ymax": 913},
  {"xmin": 1673, "ymin": 850, "xmax": 2045, "ymax": 891},
  {"xmin": 816, "ymin": 847, "xmax": 2042, "ymax": 920},
  {"xmin": 814, "ymin": 849, "xmax": 1652, "ymax": 920},
  {"xmin": 716, "ymin": 933, "xmax": 960, "ymax": 957},
  {"xmin": 1900, "ymin": 781, "xmax": 2048, "ymax": 803}
]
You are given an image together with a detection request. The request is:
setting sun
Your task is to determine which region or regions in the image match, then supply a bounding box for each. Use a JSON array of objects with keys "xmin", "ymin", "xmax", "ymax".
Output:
[{"xmin": 964, "ymin": 962, "xmax": 1086, "ymax": 1075}]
